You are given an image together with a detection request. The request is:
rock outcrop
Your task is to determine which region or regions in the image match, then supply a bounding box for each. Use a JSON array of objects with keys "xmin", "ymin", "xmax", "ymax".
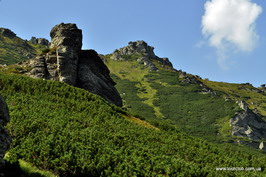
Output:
[
  {"xmin": 230, "ymin": 101, "xmax": 266, "ymax": 150},
  {"xmin": 112, "ymin": 40, "xmax": 157, "ymax": 59},
  {"xmin": 0, "ymin": 96, "xmax": 11, "ymax": 171},
  {"xmin": 50, "ymin": 23, "xmax": 82, "ymax": 85},
  {"xmin": 111, "ymin": 40, "xmax": 173, "ymax": 71},
  {"xmin": 30, "ymin": 37, "xmax": 49, "ymax": 46},
  {"xmin": 20, "ymin": 23, "xmax": 122, "ymax": 107}
]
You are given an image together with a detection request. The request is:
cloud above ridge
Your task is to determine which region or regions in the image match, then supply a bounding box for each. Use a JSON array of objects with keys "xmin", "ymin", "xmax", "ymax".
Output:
[{"xmin": 201, "ymin": 0, "xmax": 262, "ymax": 69}]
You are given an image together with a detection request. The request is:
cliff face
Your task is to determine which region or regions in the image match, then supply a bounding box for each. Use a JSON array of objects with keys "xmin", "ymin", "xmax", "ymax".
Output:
[
  {"xmin": 231, "ymin": 101, "xmax": 266, "ymax": 151},
  {"xmin": 77, "ymin": 50, "xmax": 122, "ymax": 106},
  {"xmin": 50, "ymin": 23, "xmax": 82, "ymax": 85},
  {"xmin": 0, "ymin": 96, "xmax": 11, "ymax": 171},
  {"xmin": 22, "ymin": 23, "xmax": 122, "ymax": 107}
]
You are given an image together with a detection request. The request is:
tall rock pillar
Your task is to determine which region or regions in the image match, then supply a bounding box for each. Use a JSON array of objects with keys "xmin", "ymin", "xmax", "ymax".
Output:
[{"xmin": 50, "ymin": 23, "xmax": 82, "ymax": 85}]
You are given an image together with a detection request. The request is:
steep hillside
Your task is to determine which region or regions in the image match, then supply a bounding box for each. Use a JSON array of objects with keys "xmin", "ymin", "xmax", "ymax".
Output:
[
  {"xmin": 0, "ymin": 28, "xmax": 47, "ymax": 65},
  {"xmin": 1, "ymin": 29, "xmax": 265, "ymax": 152},
  {"xmin": 0, "ymin": 73, "xmax": 266, "ymax": 176},
  {"xmin": 201, "ymin": 80, "xmax": 266, "ymax": 117},
  {"xmin": 0, "ymin": 26, "xmax": 266, "ymax": 176},
  {"xmin": 103, "ymin": 41, "xmax": 266, "ymax": 150}
]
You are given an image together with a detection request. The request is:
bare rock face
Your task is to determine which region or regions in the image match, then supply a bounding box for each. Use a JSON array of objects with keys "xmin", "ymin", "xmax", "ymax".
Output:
[
  {"xmin": 0, "ymin": 96, "xmax": 11, "ymax": 170},
  {"xmin": 50, "ymin": 23, "xmax": 82, "ymax": 85},
  {"xmin": 29, "ymin": 56, "xmax": 49, "ymax": 79},
  {"xmin": 112, "ymin": 40, "xmax": 156, "ymax": 59},
  {"xmin": 21, "ymin": 23, "xmax": 122, "ymax": 106},
  {"xmin": 111, "ymin": 40, "xmax": 173, "ymax": 71},
  {"xmin": 230, "ymin": 101, "xmax": 266, "ymax": 151},
  {"xmin": 77, "ymin": 50, "xmax": 122, "ymax": 106}
]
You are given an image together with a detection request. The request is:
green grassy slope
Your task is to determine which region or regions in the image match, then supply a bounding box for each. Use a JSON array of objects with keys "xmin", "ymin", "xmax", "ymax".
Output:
[
  {"xmin": 201, "ymin": 80, "xmax": 266, "ymax": 118},
  {"xmin": 0, "ymin": 34, "xmax": 46, "ymax": 65},
  {"xmin": 104, "ymin": 55, "xmax": 246, "ymax": 142},
  {"xmin": 1, "ymin": 73, "xmax": 266, "ymax": 176}
]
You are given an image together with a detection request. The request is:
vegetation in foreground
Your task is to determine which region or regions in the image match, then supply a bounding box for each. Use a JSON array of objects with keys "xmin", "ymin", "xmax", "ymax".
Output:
[{"xmin": 0, "ymin": 73, "xmax": 266, "ymax": 176}]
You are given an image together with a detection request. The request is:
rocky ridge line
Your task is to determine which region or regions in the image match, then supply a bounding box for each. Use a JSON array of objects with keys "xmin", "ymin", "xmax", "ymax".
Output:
[
  {"xmin": 109, "ymin": 41, "xmax": 218, "ymax": 96},
  {"xmin": 110, "ymin": 40, "xmax": 173, "ymax": 71}
]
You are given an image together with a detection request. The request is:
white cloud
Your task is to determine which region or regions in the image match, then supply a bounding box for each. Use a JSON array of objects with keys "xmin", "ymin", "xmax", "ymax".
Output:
[{"xmin": 201, "ymin": 0, "xmax": 262, "ymax": 68}]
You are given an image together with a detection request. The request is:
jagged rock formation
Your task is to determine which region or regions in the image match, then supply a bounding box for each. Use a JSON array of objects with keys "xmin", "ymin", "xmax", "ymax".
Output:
[
  {"xmin": 0, "ymin": 96, "xmax": 11, "ymax": 172},
  {"xmin": 49, "ymin": 23, "xmax": 82, "ymax": 85},
  {"xmin": 230, "ymin": 101, "xmax": 266, "ymax": 150},
  {"xmin": 112, "ymin": 40, "xmax": 156, "ymax": 59},
  {"xmin": 20, "ymin": 23, "xmax": 122, "ymax": 106},
  {"xmin": 111, "ymin": 40, "xmax": 173, "ymax": 71},
  {"xmin": 30, "ymin": 37, "xmax": 49, "ymax": 46},
  {"xmin": 176, "ymin": 70, "xmax": 217, "ymax": 96}
]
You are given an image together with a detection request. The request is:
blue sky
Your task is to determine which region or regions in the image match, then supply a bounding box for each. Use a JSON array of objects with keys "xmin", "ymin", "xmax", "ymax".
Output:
[{"xmin": 0, "ymin": 0, "xmax": 265, "ymax": 86}]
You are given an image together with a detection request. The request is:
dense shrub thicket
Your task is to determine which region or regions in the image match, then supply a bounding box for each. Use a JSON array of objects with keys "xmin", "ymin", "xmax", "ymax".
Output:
[
  {"xmin": 111, "ymin": 74, "xmax": 156, "ymax": 120},
  {"xmin": 111, "ymin": 65, "xmax": 239, "ymax": 142},
  {"xmin": 0, "ymin": 73, "xmax": 266, "ymax": 176},
  {"xmin": 146, "ymin": 71, "xmax": 239, "ymax": 141}
]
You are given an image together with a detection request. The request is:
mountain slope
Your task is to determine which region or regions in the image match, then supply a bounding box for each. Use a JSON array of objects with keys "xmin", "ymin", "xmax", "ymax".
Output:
[
  {"xmin": 0, "ymin": 28, "xmax": 265, "ymax": 176},
  {"xmin": 0, "ymin": 73, "xmax": 266, "ymax": 176},
  {"xmin": 1, "ymin": 32, "xmax": 265, "ymax": 151},
  {"xmin": 201, "ymin": 80, "xmax": 266, "ymax": 117},
  {"xmin": 0, "ymin": 28, "xmax": 47, "ymax": 65},
  {"xmin": 103, "ymin": 41, "xmax": 266, "ymax": 149}
]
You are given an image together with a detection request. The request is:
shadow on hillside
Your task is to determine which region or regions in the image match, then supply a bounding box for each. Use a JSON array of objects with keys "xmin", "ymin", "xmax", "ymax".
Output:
[{"xmin": 1, "ymin": 161, "xmax": 49, "ymax": 177}]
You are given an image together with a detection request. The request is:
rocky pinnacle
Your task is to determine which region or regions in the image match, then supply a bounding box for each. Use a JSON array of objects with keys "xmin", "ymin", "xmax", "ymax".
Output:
[
  {"xmin": 50, "ymin": 23, "xmax": 82, "ymax": 86},
  {"xmin": 22, "ymin": 23, "xmax": 122, "ymax": 106}
]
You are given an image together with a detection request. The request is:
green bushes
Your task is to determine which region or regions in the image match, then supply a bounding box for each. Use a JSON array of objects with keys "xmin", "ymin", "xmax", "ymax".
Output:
[
  {"xmin": 111, "ymin": 74, "xmax": 156, "ymax": 120},
  {"xmin": 150, "ymin": 80, "xmax": 238, "ymax": 141},
  {"xmin": 0, "ymin": 73, "xmax": 266, "ymax": 176},
  {"xmin": 110, "ymin": 65, "xmax": 239, "ymax": 142}
]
